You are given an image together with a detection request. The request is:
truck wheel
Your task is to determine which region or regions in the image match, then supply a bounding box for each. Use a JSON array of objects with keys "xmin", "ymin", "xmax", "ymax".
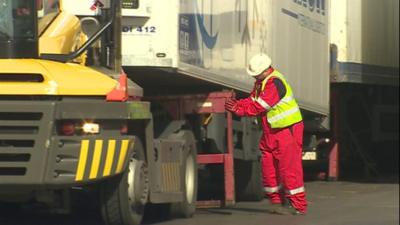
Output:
[
  {"xmin": 169, "ymin": 131, "xmax": 198, "ymax": 218},
  {"xmin": 100, "ymin": 139, "xmax": 149, "ymax": 225},
  {"xmin": 235, "ymin": 159, "xmax": 264, "ymax": 201}
]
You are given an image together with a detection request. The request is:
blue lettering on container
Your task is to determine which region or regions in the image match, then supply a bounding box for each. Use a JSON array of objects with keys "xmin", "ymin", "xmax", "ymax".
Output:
[{"xmin": 293, "ymin": 0, "xmax": 325, "ymax": 15}]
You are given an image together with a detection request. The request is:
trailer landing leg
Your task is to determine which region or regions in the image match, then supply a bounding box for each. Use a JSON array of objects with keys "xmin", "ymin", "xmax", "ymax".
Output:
[{"xmin": 329, "ymin": 87, "xmax": 340, "ymax": 181}]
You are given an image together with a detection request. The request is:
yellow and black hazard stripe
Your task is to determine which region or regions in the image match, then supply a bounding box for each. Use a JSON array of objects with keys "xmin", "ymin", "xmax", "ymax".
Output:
[{"xmin": 75, "ymin": 139, "xmax": 134, "ymax": 182}]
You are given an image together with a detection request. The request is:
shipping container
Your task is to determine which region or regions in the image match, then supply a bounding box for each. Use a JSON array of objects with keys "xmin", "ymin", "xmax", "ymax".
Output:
[{"xmin": 121, "ymin": 0, "xmax": 330, "ymax": 115}]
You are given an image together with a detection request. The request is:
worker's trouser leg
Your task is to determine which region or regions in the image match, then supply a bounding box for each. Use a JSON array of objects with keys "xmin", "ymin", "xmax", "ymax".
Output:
[
  {"xmin": 276, "ymin": 122, "xmax": 307, "ymax": 213},
  {"xmin": 260, "ymin": 139, "xmax": 283, "ymax": 204}
]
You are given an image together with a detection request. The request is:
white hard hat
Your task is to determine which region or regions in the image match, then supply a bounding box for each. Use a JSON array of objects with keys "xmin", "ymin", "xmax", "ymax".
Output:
[{"xmin": 247, "ymin": 53, "xmax": 272, "ymax": 76}]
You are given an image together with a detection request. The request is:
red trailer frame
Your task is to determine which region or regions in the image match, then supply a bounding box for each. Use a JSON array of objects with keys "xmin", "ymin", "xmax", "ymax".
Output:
[{"xmin": 149, "ymin": 91, "xmax": 236, "ymax": 207}]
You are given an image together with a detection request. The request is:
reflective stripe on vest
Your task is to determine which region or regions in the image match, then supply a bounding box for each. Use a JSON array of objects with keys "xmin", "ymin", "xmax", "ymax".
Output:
[
  {"xmin": 255, "ymin": 97, "xmax": 272, "ymax": 110},
  {"xmin": 255, "ymin": 70, "xmax": 302, "ymax": 128}
]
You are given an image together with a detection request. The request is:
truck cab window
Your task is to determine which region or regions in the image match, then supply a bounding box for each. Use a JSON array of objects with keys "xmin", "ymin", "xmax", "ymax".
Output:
[
  {"xmin": 0, "ymin": 0, "xmax": 13, "ymax": 39},
  {"xmin": 0, "ymin": 0, "xmax": 35, "ymax": 40}
]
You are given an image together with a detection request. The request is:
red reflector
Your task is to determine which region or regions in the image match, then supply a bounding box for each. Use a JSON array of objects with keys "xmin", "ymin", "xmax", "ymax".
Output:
[
  {"xmin": 120, "ymin": 124, "xmax": 128, "ymax": 134},
  {"xmin": 61, "ymin": 122, "xmax": 75, "ymax": 136}
]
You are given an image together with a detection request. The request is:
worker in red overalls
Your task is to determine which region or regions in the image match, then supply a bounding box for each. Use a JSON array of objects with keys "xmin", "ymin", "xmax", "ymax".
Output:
[{"xmin": 225, "ymin": 53, "xmax": 307, "ymax": 215}]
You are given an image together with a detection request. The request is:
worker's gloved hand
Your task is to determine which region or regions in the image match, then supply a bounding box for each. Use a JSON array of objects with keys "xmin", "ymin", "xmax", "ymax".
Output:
[{"xmin": 225, "ymin": 98, "xmax": 238, "ymax": 112}]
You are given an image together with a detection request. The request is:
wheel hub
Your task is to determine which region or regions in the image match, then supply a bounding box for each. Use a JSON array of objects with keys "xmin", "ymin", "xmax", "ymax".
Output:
[{"xmin": 128, "ymin": 159, "xmax": 149, "ymax": 208}]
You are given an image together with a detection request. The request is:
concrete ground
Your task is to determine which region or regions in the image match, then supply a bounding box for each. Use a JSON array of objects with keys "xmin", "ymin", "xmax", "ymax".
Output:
[
  {"xmin": 0, "ymin": 181, "xmax": 398, "ymax": 225},
  {"xmin": 144, "ymin": 181, "xmax": 399, "ymax": 225}
]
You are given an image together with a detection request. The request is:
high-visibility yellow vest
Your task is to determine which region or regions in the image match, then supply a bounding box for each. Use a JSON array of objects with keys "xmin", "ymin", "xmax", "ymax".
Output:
[{"xmin": 255, "ymin": 70, "xmax": 302, "ymax": 128}]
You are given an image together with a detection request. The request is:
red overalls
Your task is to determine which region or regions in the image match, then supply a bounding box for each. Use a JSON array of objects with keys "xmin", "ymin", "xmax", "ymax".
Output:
[{"xmin": 233, "ymin": 74, "xmax": 307, "ymax": 213}]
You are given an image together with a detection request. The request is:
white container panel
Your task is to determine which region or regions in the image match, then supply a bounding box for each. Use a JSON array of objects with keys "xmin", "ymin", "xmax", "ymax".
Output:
[
  {"xmin": 267, "ymin": 0, "xmax": 330, "ymax": 115},
  {"xmin": 122, "ymin": 0, "xmax": 178, "ymax": 67},
  {"xmin": 177, "ymin": 0, "xmax": 260, "ymax": 92},
  {"xmin": 330, "ymin": 0, "xmax": 399, "ymax": 85}
]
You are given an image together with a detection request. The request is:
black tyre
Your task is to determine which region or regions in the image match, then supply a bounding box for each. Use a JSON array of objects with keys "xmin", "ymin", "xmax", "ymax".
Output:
[
  {"xmin": 234, "ymin": 159, "xmax": 264, "ymax": 201},
  {"xmin": 169, "ymin": 130, "xmax": 198, "ymax": 218},
  {"xmin": 100, "ymin": 139, "xmax": 149, "ymax": 225}
]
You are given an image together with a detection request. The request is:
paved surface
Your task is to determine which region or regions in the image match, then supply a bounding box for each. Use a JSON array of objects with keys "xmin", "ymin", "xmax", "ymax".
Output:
[{"xmin": 0, "ymin": 181, "xmax": 398, "ymax": 225}]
